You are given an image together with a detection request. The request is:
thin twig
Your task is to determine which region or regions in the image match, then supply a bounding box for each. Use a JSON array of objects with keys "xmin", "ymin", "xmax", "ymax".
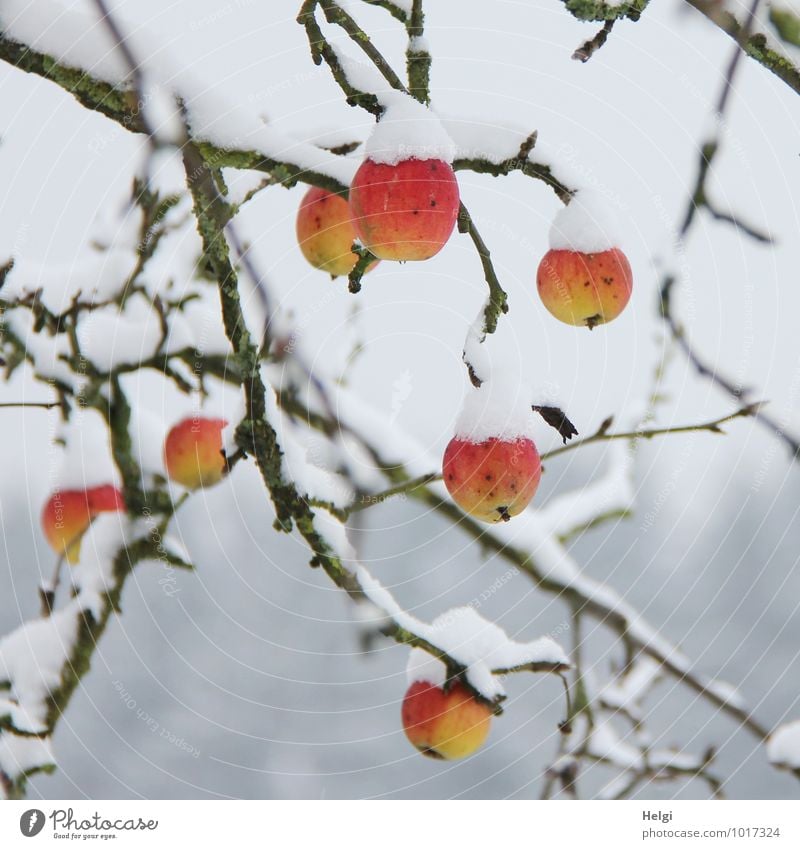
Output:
[
  {"xmin": 346, "ymin": 472, "xmax": 438, "ymax": 514},
  {"xmin": 458, "ymin": 205, "xmax": 509, "ymax": 336},
  {"xmin": 91, "ymin": 0, "xmax": 155, "ymax": 139},
  {"xmin": 658, "ymin": 0, "xmax": 799, "ymax": 458},
  {"xmin": 0, "ymin": 401, "xmax": 59, "ymax": 409},
  {"xmin": 318, "ymin": 0, "xmax": 407, "ymax": 93},
  {"xmin": 541, "ymin": 403, "xmax": 762, "ymax": 461}
]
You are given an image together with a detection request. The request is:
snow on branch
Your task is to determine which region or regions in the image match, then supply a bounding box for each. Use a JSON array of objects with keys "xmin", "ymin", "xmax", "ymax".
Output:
[
  {"xmin": 0, "ymin": 16, "xmax": 355, "ymax": 194},
  {"xmin": 534, "ymin": 434, "xmax": 635, "ymax": 540},
  {"xmin": 358, "ymin": 567, "xmax": 570, "ymax": 702},
  {"xmin": 0, "ymin": 0, "xmax": 575, "ymax": 208},
  {"xmin": 541, "ymin": 657, "xmax": 724, "ymax": 799},
  {"xmin": 0, "ymin": 508, "xmax": 193, "ymax": 797},
  {"xmin": 184, "ymin": 140, "xmax": 568, "ymax": 716},
  {"xmin": 767, "ymin": 720, "xmax": 800, "ymax": 775},
  {"xmin": 446, "ymin": 118, "xmax": 575, "ymax": 204},
  {"xmin": 292, "ymin": 377, "xmax": 766, "ymax": 746}
]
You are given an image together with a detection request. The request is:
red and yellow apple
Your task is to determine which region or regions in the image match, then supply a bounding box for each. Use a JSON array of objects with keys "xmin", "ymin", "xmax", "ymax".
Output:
[
  {"xmin": 296, "ymin": 187, "xmax": 378, "ymax": 278},
  {"xmin": 537, "ymin": 247, "xmax": 632, "ymax": 328},
  {"xmin": 443, "ymin": 436, "xmax": 541, "ymax": 523},
  {"xmin": 402, "ymin": 679, "xmax": 493, "ymax": 759},
  {"xmin": 164, "ymin": 417, "xmax": 228, "ymax": 489},
  {"xmin": 41, "ymin": 485, "xmax": 125, "ymax": 564},
  {"xmin": 349, "ymin": 157, "xmax": 459, "ymax": 261}
]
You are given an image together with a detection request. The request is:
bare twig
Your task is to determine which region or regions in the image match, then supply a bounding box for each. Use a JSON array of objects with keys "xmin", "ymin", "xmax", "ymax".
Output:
[
  {"xmin": 658, "ymin": 0, "xmax": 799, "ymax": 458},
  {"xmin": 346, "ymin": 472, "xmax": 438, "ymax": 514},
  {"xmin": 685, "ymin": 0, "xmax": 800, "ymax": 97},
  {"xmin": 541, "ymin": 403, "xmax": 762, "ymax": 461},
  {"xmin": 457, "ymin": 204, "xmax": 509, "ymax": 336},
  {"xmin": 0, "ymin": 401, "xmax": 59, "ymax": 409}
]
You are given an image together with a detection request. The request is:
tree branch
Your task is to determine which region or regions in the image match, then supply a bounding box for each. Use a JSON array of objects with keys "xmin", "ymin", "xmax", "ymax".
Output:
[
  {"xmin": 685, "ymin": 0, "xmax": 800, "ymax": 97},
  {"xmin": 541, "ymin": 403, "xmax": 762, "ymax": 461},
  {"xmin": 406, "ymin": 0, "xmax": 431, "ymax": 104}
]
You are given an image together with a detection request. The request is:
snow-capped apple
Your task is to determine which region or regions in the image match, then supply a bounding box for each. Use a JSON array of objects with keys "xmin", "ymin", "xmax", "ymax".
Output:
[
  {"xmin": 536, "ymin": 190, "xmax": 633, "ymax": 328},
  {"xmin": 349, "ymin": 158, "xmax": 459, "ymax": 261},
  {"xmin": 348, "ymin": 92, "xmax": 459, "ymax": 261},
  {"xmin": 402, "ymin": 679, "xmax": 493, "ymax": 759},
  {"xmin": 164, "ymin": 417, "xmax": 228, "ymax": 489},
  {"xmin": 41, "ymin": 485, "xmax": 125, "ymax": 564},
  {"xmin": 443, "ymin": 435, "xmax": 541, "ymax": 523},
  {"xmin": 296, "ymin": 186, "xmax": 378, "ymax": 278},
  {"xmin": 443, "ymin": 376, "xmax": 542, "ymax": 522}
]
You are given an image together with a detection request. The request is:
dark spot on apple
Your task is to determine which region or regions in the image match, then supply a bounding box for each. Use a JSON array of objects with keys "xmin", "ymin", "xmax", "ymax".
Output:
[
  {"xmin": 419, "ymin": 746, "xmax": 445, "ymax": 760},
  {"xmin": 430, "ymin": 199, "xmax": 437, "ymax": 207}
]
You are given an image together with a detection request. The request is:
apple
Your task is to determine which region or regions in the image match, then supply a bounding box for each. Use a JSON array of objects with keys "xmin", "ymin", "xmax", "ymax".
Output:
[
  {"xmin": 164, "ymin": 417, "xmax": 228, "ymax": 489},
  {"xmin": 537, "ymin": 247, "xmax": 633, "ymax": 329},
  {"xmin": 41, "ymin": 485, "xmax": 125, "ymax": 564},
  {"xmin": 402, "ymin": 679, "xmax": 493, "ymax": 759},
  {"xmin": 296, "ymin": 187, "xmax": 378, "ymax": 278},
  {"xmin": 443, "ymin": 436, "xmax": 541, "ymax": 523},
  {"xmin": 348, "ymin": 157, "xmax": 459, "ymax": 261}
]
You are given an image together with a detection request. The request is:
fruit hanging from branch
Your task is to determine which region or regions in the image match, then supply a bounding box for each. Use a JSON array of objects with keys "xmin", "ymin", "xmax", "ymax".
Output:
[
  {"xmin": 402, "ymin": 679, "xmax": 493, "ymax": 760},
  {"xmin": 296, "ymin": 187, "xmax": 379, "ymax": 278},
  {"xmin": 348, "ymin": 92, "xmax": 459, "ymax": 261},
  {"xmin": 443, "ymin": 376, "xmax": 542, "ymax": 523},
  {"xmin": 41, "ymin": 485, "xmax": 125, "ymax": 564},
  {"xmin": 349, "ymin": 157, "xmax": 459, "ymax": 261},
  {"xmin": 536, "ymin": 190, "xmax": 633, "ymax": 328},
  {"xmin": 443, "ymin": 435, "xmax": 542, "ymax": 523},
  {"xmin": 164, "ymin": 417, "xmax": 228, "ymax": 490}
]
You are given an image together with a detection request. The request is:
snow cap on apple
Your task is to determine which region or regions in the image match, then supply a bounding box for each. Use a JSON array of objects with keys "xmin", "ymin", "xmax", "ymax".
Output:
[
  {"xmin": 349, "ymin": 92, "xmax": 460, "ymax": 261},
  {"xmin": 537, "ymin": 189, "xmax": 633, "ymax": 328},
  {"xmin": 443, "ymin": 374, "xmax": 542, "ymax": 523},
  {"xmin": 401, "ymin": 649, "xmax": 492, "ymax": 759}
]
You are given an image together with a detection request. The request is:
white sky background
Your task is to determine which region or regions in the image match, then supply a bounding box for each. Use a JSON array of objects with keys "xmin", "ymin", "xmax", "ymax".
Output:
[{"xmin": 1, "ymin": 0, "xmax": 800, "ymax": 799}]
